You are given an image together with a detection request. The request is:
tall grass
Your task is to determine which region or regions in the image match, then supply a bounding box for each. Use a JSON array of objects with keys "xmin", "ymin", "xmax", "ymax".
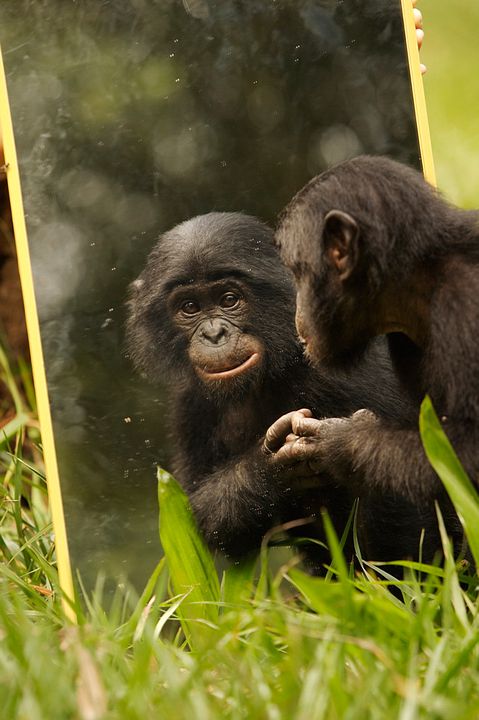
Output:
[
  {"xmin": 0, "ymin": 345, "xmax": 59, "ymax": 607},
  {"xmin": 2, "ymin": 340, "xmax": 479, "ymax": 718}
]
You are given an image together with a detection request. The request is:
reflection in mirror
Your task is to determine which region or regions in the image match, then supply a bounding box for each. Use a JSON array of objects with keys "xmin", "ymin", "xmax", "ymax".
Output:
[
  {"xmin": 126, "ymin": 211, "xmax": 417, "ymax": 574},
  {"xmin": 0, "ymin": 0, "xmax": 421, "ymax": 591}
]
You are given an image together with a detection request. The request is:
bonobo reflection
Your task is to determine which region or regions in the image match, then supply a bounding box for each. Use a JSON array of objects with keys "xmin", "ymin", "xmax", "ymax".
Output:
[{"xmin": 126, "ymin": 212, "xmax": 415, "ymax": 570}]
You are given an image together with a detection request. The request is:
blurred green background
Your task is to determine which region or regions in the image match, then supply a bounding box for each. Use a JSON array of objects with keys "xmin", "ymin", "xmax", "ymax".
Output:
[{"xmin": 422, "ymin": 0, "xmax": 479, "ymax": 207}]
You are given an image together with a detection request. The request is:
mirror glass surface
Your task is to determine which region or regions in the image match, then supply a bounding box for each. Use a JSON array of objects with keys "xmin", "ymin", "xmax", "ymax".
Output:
[{"xmin": 0, "ymin": 0, "xmax": 421, "ymax": 591}]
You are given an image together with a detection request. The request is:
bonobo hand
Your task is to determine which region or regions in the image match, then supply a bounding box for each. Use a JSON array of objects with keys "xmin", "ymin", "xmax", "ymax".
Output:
[
  {"xmin": 263, "ymin": 408, "xmax": 312, "ymax": 452},
  {"xmin": 263, "ymin": 408, "xmax": 379, "ymax": 482},
  {"xmin": 264, "ymin": 408, "xmax": 347, "ymax": 475},
  {"xmin": 263, "ymin": 408, "xmax": 320, "ymax": 485}
]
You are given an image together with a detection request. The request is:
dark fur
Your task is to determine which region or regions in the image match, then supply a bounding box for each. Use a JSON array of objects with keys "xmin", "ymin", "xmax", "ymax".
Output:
[
  {"xmin": 276, "ymin": 155, "xmax": 478, "ymax": 560},
  {"xmin": 127, "ymin": 211, "xmax": 416, "ymax": 567}
]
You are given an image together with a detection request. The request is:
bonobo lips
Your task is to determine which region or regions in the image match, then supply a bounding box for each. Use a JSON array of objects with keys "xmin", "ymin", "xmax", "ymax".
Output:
[{"xmin": 196, "ymin": 352, "xmax": 261, "ymax": 380}]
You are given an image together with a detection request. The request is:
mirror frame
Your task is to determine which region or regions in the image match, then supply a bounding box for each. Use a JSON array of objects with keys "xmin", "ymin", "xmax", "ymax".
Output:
[{"xmin": 0, "ymin": 0, "xmax": 435, "ymax": 621}]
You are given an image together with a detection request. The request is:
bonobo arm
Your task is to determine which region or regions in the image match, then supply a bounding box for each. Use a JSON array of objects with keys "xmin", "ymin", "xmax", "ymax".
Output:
[
  {"xmin": 178, "ymin": 443, "xmax": 320, "ymax": 558},
  {"xmin": 179, "ymin": 448, "xmax": 282, "ymax": 557}
]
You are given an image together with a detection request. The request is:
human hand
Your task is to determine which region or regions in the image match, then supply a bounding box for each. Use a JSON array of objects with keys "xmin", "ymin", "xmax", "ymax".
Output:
[{"xmin": 413, "ymin": 0, "xmax": 426, "ymax": 74}]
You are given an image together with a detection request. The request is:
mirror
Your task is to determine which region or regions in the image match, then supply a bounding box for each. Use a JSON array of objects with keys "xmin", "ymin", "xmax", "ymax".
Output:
[{"xmin": 0, "ymin": 0, "xmax": 431, "ymax": 596}]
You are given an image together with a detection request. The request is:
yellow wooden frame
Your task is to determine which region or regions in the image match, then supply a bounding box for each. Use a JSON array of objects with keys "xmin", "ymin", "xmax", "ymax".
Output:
[
  {"xmin": 401, "ymin": 0, "xmax": 436, "ymax": 185},
  {"xmin": 0, "ymin": 2, "xmax": 434, "ymax": 623}
]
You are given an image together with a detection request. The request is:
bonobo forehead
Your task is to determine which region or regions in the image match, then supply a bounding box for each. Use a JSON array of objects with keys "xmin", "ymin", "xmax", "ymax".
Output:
[
  {"xmin": 155, "ymin": 212, "xmax": 291, "ymax": 290},
  {"xmin": 275, "ymin": 201, "xmax": 324, "ymax": 276}
]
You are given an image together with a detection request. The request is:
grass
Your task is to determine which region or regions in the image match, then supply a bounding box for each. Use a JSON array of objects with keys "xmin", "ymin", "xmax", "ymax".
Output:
[
  {"xmin": 2, "ymin": 7, "xmax": 479, "ymax": 713},
  {"xmin": 2, "ymin": 341, "xmax": 479, "ymax": 719}
]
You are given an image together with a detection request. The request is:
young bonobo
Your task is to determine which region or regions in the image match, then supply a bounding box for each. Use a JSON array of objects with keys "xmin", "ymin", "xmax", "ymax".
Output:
[
  {"xmin": 268, "ymin": 155, "xmax": 477, "ymax": 559},
  {"xmin": 126, "ymin": 211, "xmax": 415, "ymax": 569}
]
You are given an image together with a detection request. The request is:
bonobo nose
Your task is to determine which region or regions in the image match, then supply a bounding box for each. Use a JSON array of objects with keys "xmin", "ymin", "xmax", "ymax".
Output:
[{"xmin": 200, "ymin": 320, "xmax": 229, "ymax": 344}]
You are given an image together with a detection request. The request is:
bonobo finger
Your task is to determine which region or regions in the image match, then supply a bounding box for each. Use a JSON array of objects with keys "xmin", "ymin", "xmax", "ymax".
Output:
[
  {"xmin": 274, "ymin": 436, "xmax": 319, "ymax": 464},
  {"xmin": 266, "ymin": 445, "xmax": 296, "ymax": 466},
  {"xmin": 291, "ymin": 416, "xmax": 324, "ymax": 438},
  {"xmin": 263, "ymin": 409, "xmax": 313, "ymax": 452},
  {"xmin": 289, "ymin": 408, "xmax": 314, "ymax": 426},
  {"xmin": 264, "ymin": 412, "xmax": 296, "ymax": 452},
  {"xmin": 351, "ymin": 408, "xmax": 377, "ymax": 423}
]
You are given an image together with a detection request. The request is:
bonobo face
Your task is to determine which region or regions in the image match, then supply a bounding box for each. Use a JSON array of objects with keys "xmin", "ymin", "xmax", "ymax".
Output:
[
  {"xmin": 126, "ymin": 212, "xmax": 301, "ymax": 401},
  {"xmin": 293, "ymin": 270, "xmax": 371, "ymax": 369},
  {"xmin": 294, "ymin": 280, "xmax": 324, "ymax": 362},
  {"xmin": 277, "ymin": 189, "xmax": 373, "ymax": 369},
  {"xmin": 293, "ymin": 273, "xmax": 343, "ymax": 367},
  {"xmin": 168, "ymin": 278, "xmax": 263, "ymax": 385}
]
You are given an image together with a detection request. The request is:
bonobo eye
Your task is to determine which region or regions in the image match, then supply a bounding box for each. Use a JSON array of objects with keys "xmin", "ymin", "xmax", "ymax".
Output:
[
  {"xmin": 180, "ymin": 300, "xmax": 200, "ymax": 316},
  {"xmin": 219, "ymin": 292, "xmax": 241, "ymax": 309}
]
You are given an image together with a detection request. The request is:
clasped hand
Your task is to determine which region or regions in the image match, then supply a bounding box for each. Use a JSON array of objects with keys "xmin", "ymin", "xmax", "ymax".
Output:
[
  {"xmin": 262, "ymin": 408, "xmax": 345, "ymax": 479},
  {"xmin": 263, "ymin": 407, "xmax": 377, "ymax": 485}
]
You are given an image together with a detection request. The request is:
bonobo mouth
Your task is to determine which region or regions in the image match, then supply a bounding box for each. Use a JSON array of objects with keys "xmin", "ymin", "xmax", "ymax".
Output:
[{"xmin": 196, "ymin": 352, "xmax": 261, "ymax": 380}]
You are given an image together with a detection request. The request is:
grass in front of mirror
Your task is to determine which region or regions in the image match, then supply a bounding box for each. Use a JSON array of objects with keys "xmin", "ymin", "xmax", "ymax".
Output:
[{"xmin": 2, "ymin": 344, "xmax": 479, "ymax": 719}]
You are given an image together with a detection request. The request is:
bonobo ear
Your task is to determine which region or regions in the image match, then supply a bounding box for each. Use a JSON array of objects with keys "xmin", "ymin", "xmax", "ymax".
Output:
[{"xmin": 322, "ymin": 210, "xmax": 359, "ymax": 281}]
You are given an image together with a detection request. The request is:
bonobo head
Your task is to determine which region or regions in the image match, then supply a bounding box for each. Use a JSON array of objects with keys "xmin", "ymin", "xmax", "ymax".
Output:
[
  {"xmin": 126, "ymin": 212, "xmax": 301, "ymax": 401},
  {"xmin": 275, "ymin": 155, "xmax": 471, "ymax": 368}
]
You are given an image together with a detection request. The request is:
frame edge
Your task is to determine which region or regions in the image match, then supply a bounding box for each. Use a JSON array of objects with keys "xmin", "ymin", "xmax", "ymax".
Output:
[{"xmin": 401, "ymin": 0, "xmax": 437, "ymax": 186}]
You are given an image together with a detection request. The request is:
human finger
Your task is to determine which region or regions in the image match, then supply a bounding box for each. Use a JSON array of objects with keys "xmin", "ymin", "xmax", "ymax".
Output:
[
  {"xmin": 413, "ymin": 7, "xmax": 423, "ymax": 29},
  {"xmin": 416, "ymin": 27, "xmax": 424, "ymax": 49}
]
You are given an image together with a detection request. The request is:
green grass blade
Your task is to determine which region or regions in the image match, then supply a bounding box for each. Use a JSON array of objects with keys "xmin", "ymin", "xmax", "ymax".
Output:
[
  {"xmin": 221, "ymin": 554, "xmax": 257, "ymax": 606},
  {"xmin": 0, "ymin": 344, "xmax": 24, "ymax": 413},
  {"xmin": 419, "ymin": 396, "xmax": 479, "ymax": 570},
  {"xmin": 322, "ymin": 509, "xmax": 350, "ymax": 583},
  {"xmin": 121, "ymin": 558, "xmax": 167, "ymax": 639},
  {"xmin": 157, "ymin": 468, "xmax": 220, "ymax": 647},
  {"xmin": 0, "ymin": 412, "xmax": 30, "ymax": 447},
  {"xmin": 288, "ymin": 568, "xmax": 413, "ymax": 635}
]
